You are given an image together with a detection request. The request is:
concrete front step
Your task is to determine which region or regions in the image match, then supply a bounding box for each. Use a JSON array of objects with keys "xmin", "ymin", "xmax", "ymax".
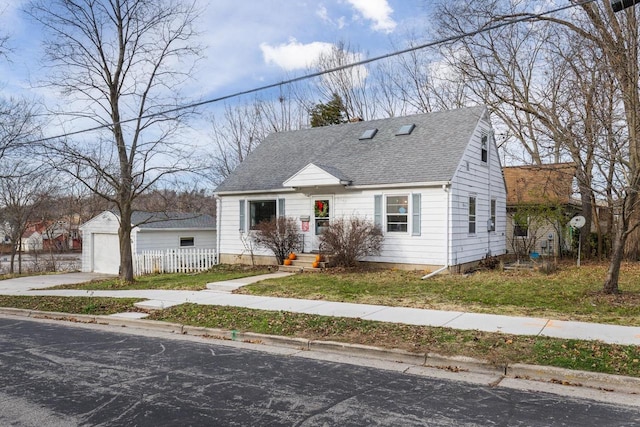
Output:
[
  {"xmin": 279, "ymin": 253, "xmax": 328, "ymax": 272},
  {"xmin": 278, "ymin": 265, "xmax": 322, "ymax": 273}
]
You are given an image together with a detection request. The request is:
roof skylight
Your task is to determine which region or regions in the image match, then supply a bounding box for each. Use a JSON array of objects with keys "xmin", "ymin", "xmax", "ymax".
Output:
[
  {"xmin": 359, "ymin": 128, "xmax": 378, "ymax": 140},
  {"xmin": 396, "ymin": 124, "xmax": 415, "ymax": 135}
]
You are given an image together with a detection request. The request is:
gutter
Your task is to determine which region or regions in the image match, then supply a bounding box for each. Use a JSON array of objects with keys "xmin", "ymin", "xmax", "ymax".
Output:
[{"xmin": 215, "ymin": 181, "xmax": 454, "ymax": 196}]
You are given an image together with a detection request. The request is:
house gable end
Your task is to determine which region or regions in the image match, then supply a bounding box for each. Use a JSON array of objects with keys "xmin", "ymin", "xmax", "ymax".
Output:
[{"xmin": 283, "ymin": 163, "xmax": 350, "ymax": 188}]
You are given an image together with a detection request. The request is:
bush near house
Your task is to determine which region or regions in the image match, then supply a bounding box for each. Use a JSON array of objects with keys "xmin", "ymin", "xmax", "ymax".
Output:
[
  {"xmin": 319, "ymin": 217, "xmax": 383, "ymax": 267},
  {"xmin": 252, "ymin": 217, "xmax": 301, "ymax": 265}
]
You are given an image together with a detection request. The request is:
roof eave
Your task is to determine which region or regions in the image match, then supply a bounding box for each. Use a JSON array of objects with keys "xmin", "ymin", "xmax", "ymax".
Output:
[
  {"xmin": 214, "ymin": 188, "xmax": 298, "ymax": 197},
  {"xmin": 349, "ymin": 181, "xmax": 452, "ymax": 190}
]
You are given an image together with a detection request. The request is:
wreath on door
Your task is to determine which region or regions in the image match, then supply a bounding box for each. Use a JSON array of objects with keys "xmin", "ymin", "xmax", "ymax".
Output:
[{"xmin": 315, "ymin": 200, "xmax": 329, "ymax": 218}]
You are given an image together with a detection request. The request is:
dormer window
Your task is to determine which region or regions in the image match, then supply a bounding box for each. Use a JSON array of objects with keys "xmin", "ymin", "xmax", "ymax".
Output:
[{"xmin": 481, "ymin": 135, "xmax": 488, "ymax": 163}]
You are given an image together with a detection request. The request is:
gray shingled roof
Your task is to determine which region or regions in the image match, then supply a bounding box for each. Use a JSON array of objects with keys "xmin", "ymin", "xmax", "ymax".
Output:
[
  {"xmin": 130, "ymin": 211, "xmax": 216, "ymax": 230},
  {"xmin": 215, "ymin": 106, "xmax": 487, "ymax": 193}
]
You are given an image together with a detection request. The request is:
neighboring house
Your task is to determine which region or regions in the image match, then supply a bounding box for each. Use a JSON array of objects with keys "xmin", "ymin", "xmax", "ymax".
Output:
[
  {"xmin": 20, "ymin": 230, "xmax": 43, "ymax": 252},
  {"xmin": 503, "ymin": 163, "xmax": 579, "ymax": 258},
  {"xmin": 214, "ymin": 106, "xmax": 506, "ymax": 272},
  {"xmin": 80, "ymin": 211, "xmax": 217, "ymax": 274},
  {"xmin": 42, "ymin": 218, "xmax": 82, "ymax": 252},
  {"xmin": 17, "ymin": 221, "xmax": 48, "ymax": 252}
]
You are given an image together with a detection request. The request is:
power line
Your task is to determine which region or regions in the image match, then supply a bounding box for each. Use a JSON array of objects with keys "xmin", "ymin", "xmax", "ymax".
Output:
[{"xmin": 31, "ymin": 0, "xmax": 597, "ymax": 144}]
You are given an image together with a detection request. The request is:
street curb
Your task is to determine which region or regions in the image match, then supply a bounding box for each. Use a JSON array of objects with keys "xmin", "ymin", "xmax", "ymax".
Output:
[
  {"xmin": 426, "ymin": 353, "xmax": 507, "ymax": 376},
  {"xmin": 507, "ymin": 363, "xmax": 640, "ymax": 395},
  {"xmin": 308, "ymin": 340, "xmax": 427, "ymax": 366},
  {"xmin": 1, "ymin": 307, "xmax": 638, "ymax": 395}
]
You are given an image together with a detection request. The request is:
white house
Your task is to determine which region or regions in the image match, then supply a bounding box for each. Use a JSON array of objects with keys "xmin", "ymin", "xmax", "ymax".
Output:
[
  {"xmin": 20, "ymin": 230, "xmax": 43, "ymax": 252},
  {"xmin": 214, "ymin": 106, "xmax": 506, "ymax": 272},
  {"xmin": 80, "ymin": 211, "xmax": 217, "ymax": 274}
]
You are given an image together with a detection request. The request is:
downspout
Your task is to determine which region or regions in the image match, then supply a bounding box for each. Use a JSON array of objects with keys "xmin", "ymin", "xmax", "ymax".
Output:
[
  {"xmin": 215, "ymin": 197, "xmax": 221, "ymax": 265},
  {"xmin": 487, "ymin": 130, "xmax": 493, "ymax": 257},
  {"xmin": 423, "ymin": 183, "xmax": 450, "ymax": 279}
]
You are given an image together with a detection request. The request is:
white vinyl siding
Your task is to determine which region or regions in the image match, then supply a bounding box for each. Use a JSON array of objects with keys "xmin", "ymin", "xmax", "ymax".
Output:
[
  {"xmin": 449, "ymin": 120, "xmax": 506, "ymax": 265},
  {"xmin": 135, "ymin": 230, "xmax": 216, "ymax": 252},
  {"xmin": 217, "ymin": 189, "xmax": 448, "ymax": 267}
]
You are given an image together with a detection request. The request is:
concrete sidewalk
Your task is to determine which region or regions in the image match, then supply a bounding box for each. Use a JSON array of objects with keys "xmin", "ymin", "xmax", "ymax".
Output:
[{"xmin": 1, "ymin": 272, "xmax": 639, "ymax": 346}]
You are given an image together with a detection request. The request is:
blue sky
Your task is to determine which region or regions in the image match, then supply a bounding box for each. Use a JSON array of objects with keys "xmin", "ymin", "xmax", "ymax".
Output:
[{"xmin": 0, "ymin": 0, "xmax": 431, "ymax": 113}]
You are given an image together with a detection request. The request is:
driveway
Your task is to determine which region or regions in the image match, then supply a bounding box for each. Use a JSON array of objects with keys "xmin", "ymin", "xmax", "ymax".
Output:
[{"xmin": 0, "ymin": 272, "xmax": 115, "ymax": 293}]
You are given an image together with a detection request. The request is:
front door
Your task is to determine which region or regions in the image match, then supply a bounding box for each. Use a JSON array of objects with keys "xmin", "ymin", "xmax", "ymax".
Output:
[{"xmin": 312, "ymin": 197, "xmax": 332, "ymax": 251}]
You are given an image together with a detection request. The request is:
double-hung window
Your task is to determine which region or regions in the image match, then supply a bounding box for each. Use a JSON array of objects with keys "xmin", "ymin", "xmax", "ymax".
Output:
[
  {"xmin": 249, "ymin": 200, "xmax": 276, "ymax": 230},
  {"xmin": 481, "ymin": 134, "xmax": 488, "ymax": 163},
  {"xmin": 490, "ymin": 199, "xmax": 496, "ymax": 232},
  {"xmin": 468, "ymin": 196, "xmax": 476, "ymax": 234},
  {"xmin": 386, "ymin": 195, "xmax": 408, "ymax": 232}
]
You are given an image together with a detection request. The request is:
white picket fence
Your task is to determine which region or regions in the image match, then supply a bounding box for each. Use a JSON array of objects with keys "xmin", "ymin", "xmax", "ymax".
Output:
[{"xmin": 134, "ymin": 248, "xmax": 217, "ymax": 276}]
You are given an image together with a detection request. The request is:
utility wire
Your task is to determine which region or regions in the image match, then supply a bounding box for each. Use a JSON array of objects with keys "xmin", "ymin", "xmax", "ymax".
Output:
[{"xmin": 32, "ymin": 0, "xmax": 598, "ymax": 144}]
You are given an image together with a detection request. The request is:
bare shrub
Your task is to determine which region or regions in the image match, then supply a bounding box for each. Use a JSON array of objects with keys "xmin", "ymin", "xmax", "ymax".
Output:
[
  {"xmin": 253, "ymin": 217, "xmax": 301, "ymax": 265},
  {"xmin": 319, "ymin": 217, "xmax": 383, "ymax": 267}
]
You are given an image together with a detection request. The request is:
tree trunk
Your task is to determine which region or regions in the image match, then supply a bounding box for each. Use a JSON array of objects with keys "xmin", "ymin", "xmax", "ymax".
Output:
[
  {"xmin": 9, "ymin": 250, "xmax": 15, "ymax": 275},
  {"xmin": 118, "ymin": 206, "xmax": 134, "ymax": 283},
  {"xmin": 576, "ymin": 171, "xmax": 593, "ymax": 259},
  {"xmin": 603, "ymin": 226, "xmax": 624, "ymax": 294}
]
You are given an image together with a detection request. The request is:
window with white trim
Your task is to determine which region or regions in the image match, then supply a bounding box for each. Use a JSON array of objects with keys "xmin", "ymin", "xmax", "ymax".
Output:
[
  {"xmin": 249, "ymin": 200, "xmax": 276, "ymax": 229},
  {"xmin": 490, "ymin": 199, "xmax": 496, "ymax": 232},
  {"xmin": 468, "ymin": 196, "xmax": 476, "ymax": 234},
  {"xmin": 481, "ymin": 134, "xmax": 488, "ymax": 163},
  {"xmin": 386, "ymin": 195, "xmax": 408, "ymax": 232}
]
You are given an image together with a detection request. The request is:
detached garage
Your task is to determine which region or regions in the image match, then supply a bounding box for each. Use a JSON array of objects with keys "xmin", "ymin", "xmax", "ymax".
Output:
[{"xmin": 80, "ymin": 211, "xmax": 217, "ymax": 274}]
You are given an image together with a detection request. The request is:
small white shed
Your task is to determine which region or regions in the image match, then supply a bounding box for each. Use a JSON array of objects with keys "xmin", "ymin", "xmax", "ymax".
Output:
[{"xmin": 80, "ymin": 211, "xmax": 217, "ymax": 274}]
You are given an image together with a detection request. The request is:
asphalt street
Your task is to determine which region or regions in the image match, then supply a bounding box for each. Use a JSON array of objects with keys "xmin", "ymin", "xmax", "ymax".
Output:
[{"xmin": 0, "ymin": 317, "xmax": 638, "ymax": 426}]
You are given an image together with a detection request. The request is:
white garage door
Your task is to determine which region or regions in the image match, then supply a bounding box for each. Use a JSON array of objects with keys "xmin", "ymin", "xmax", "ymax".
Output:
[{"xmin": 93, "ymin": 233, "xmax": 120, "ymax": 274}]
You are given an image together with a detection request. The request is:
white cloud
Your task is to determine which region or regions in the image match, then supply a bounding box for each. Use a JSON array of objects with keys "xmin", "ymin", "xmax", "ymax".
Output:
[
  {"xmin": 316, "ymin": 4, "xmax": 346, "ymax": 30},
  {"xmin": 346, "ymin": 0, "xmax": 396, "ymax": 33},
  {"xmin": 316, "ymin": 5, "xmax": 329, "ymax": 22},
  {"xmin": 260, "ymin": 38, "xmax": 334, "ymax": 71}
]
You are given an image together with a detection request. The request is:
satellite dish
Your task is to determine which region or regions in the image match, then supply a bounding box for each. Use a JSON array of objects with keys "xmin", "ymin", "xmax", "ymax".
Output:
[{"xmin": 570, "ymin": 215, "xmax": 586, "ymax": 229}]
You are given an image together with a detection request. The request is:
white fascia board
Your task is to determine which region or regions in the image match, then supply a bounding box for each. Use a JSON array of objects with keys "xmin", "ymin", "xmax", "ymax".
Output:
[
  {"xmin": 214, "ymin": 188, "xmax": 297, "ymax": 197},
  {"xmin": 348, "ymin": 181, "xmax": 451, "ymax": 190}
]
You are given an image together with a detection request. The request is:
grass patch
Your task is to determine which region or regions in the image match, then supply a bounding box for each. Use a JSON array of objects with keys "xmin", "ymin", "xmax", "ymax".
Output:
[
  {"xmin": 148, "ymin": 304, "xmax": 640, "ymax": 377},
  {"xmin": 49, "ymin": 264, "xmax": 272, "ymax": 291},
  {"xmin": 3, "ymin": 261, "xmax": 640, "ymax": 377},
  {"xmin": 237, "ymin": 262, "xmax": 640, "ymax": 326},
  {"xmin": 0, "ymin": 295, "xmax": 145, "ymax": 315}
]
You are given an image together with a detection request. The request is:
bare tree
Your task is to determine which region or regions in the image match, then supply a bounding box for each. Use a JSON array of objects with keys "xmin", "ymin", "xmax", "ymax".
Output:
[
  {"xmin": 255, "ymin": 85, "xmax": 309, "ymax": 134},
  {"xmin": 0, "ymin": 162, "xmax": 58, "ymax": 274},
  {"xmin": 28, "ymin": 0, "xmax": 203, "ymax": 282},
  {"xmin": 373, "ymin": 33, "xmax": 472, "ymax": 116},
  {"xmin": 310, "ymin": 41, "xmax": 377, "ymax": 121},
  {"xmin": 434, "ymin": 0, "xmax": 637, "ymax": 293},
  {"xmin": 0, "ymin": 97, "xmax": 41, "ymax": 166},
  {"xmin": 133, "ymin": 186, "xmax": 216, "ymax": 215},
  {"xmin": 207, "ymin": 102, "xmax": 267, "ymax": 185},
  {"xmin": 0, "ymin": 7, "xmax": 9, "ymax": 60}
]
